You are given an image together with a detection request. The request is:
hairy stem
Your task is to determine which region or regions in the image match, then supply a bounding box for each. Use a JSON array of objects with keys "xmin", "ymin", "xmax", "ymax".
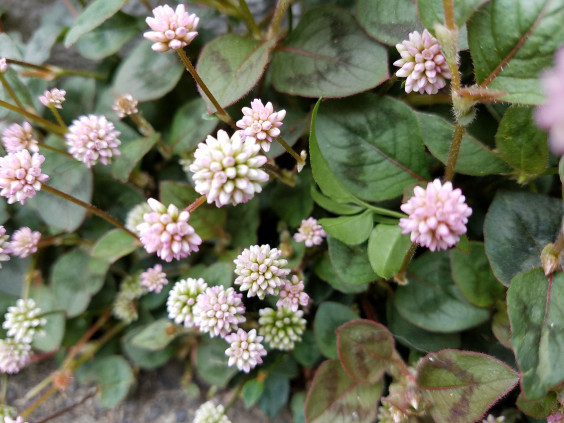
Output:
[
  {"xmin": 394, "ymin": 242, "xmax": 417, "ymax": 285},
  {"xmin": 0, "ymin": 99, "xmax": 67, "ymax": 135},
  {"xmin": 184, "ymin": 195, "xmax": 207, "ymax": 213},
  {"xmin": 48, "ymin": 105, "xmax": 67, "ymax": 130},
  {"xmin": 444, "ymin": 123, "xmax": 466, "ymax": 181},
  {"xmin": 0, "ymin": 74, "xmax": 25, "ymax": 109},
  {"xmin": 275, "ymin": 136, "xmax": 304, "ymax": 166},
  {"xmin": 238, "ymin": 0, "xmax": 262, "ymax": 38},
  {"xmin": 267, "ymin": 0, "xmax": 290, "ymax": 39}
]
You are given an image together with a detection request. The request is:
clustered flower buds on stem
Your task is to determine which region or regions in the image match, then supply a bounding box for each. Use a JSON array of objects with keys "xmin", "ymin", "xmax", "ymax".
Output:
[
  {"xmin": 167, "ymin": 278, "xmax": 208, "ymax": 328},
  {"xmin": 113, "ymin": 94, "xmax": 139, "ymax": 118},
  {"xmin": 0, "ymin": 150, "xmax": 49, "ymax": 205},
  {"xmin": 39, "ymin": 88, "xmax": 66, "ymax": 109},
  {"xmin": 258, "ymin": 307, "xmax": 306, "ymax": 350},
  {"xmin": 224, "ymin": 328, "xmax": 267, "ymax": 373},
  {"xmin": 140, "ymin": 264, "xmax": 169, "ymax": 293},
  {"xmin": 1, "ymin": 122, "xmax": 39, "ymax": 153},
  {"xmin": 193, "ymin": 401, "xmax": 232, "ymax": 423},
  {"xmin": 236, "ymin": 99, "xmax": 286, "ymax": 152},
  {"xmin": 144, "ymin": 4, "xmax": 199, "ymax": 52},
  {"xmin": 293, "ymin": 217, "xmax": 327, "ymax": 247}
]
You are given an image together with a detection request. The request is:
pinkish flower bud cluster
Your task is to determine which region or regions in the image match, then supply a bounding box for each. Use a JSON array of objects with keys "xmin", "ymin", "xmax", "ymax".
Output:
[
  {"xmin": 65, "ymin": 115, "xmax": 121, "ymax": 168},
  {"xmin": 167, "ymin": 278, "xmax": 208, "ymax": 328},
  {"xmin": 1, "ymin": 122, "xmax": 39, "ymax": 153},
  {"xmin": 234, "ymin": 244, "xmax": 291, "ymax": 299},
  {"xmin": 0, "ymin": 150, "xmax": 49, "ymax": 205},
  {"xmin": 137, "ymin": 198, "xmax": 202, "ymax": 262},
  {"xmin": 144, "ymin": 4, "xmax": 199, "ymax": 52},
  {"xmin": 0, "ymin": 226, "xmax": 10, "ymax": 268},
  {"xmin": 9, "ymin": 227, "xmax": 40, "ymax": 258},
  {"xmin": 39, "ymin": 88, "xmax": 66, "ymax": 109},
  {"xmin": 394, "ymin": 29, "xmax": 451, "ymax": 95},
  {"xmin": 548, "ymin": 412, "xmax": 564, "ymax": 423},
  {"xmin": 224, "ymin": 328, "xmax": 267, "ymax": 373},
  {"xmin": 190, "ymin": 130, "xmax": 269, "ymax": 208},
  {"xmin": 293, "ymin": 217, "xmax": 327, "ymax": 247},
  {"xmin": 113, "ymin": 94, "xmax": 139, "ymax": 118},
  {"xmin": 112, "ymin": 274, "xmax": 147, "ymax": 324},
  {"xmin": 4, "ymin": 417, "xmax": 28, "ymax": 423},
  {"xmin": 258, "ymin": 307, "xmax": 306, "ymax": 351},
  {"xmin": 125, "ymin": 202, "xmax": 151, "ymax": 236},
  {"xmin": 193, "ymin": 401, "xmax": 231, "ymax": 423},
  {"xmin": 0, "ymin": 58, "xmax": 7, "ymax": 73},
  {"xmin": 193, "ymin": 286, "xmax": 246, "ymax": 338},
  {"xmin": 236, "ymin": 99, "xmax": 286, "ymax": 152},
  {"xmin": 2, "ymin": 299, "xmax": 46, "ymax": 344},
  {"xmin": 0, "ymin": 339, "xmax": 31, "ymax": 374},
  {"xmin": 140, "ymin": 264, "xmax": 169, "ymax": 293},
  {"xmin": 399, "ymin": 179, "xmax": 472, "ymax": 251},
  {"xmin": 276, "ymin": 275, "xmax": 310, "ymax": 312},
  {"xmin": 535, "ymin": 48, "xmax": 564, "ymax": 155}
]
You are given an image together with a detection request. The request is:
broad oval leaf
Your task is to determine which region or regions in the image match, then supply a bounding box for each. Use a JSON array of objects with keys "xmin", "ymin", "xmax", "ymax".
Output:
[
  {"xmin": 316, "ymin": 95, "xmax": 429, "ymax": 202},
  {"xmin": 319, "ymin": 210, "xmax": 373, "ymax": 246},
  {"xmin": 468, "ymin": 0, "xmax": 564, "ymax": 104},
  {"xmin": 305, "ymin": 359, "xmax": 382, "ymax": 423},
  {"xmin": 516, "ymin": 390, "xmax": 558, "ymax": 419},
  {"xmin": 417, "ymin": 350, "xmax": 519, "ymax": 423},
  {"xmin": 328, "ymin": 236, "xmax": 379, "ymax": 285},
  {"xmin": 31, "ymin": 285, "xmax": 65, "ymax": 352},
  {"xmin": 508, "ymin": 269, "xmax": 564, "ymax": 400},
  {"xmin": 196, "ymin": 337, "xmax": 237, "ymax": 387},
  {"xmin": 110, "ymin": 133, "xmax": 160, "ymax": 182},
  {"xmin": 196, "ymin": 34, "xmax": 275, "ymax": 112},
  {"xmin": 131, "ymin": 318, "xmax": 176, "ymax": 351},
  {"xmin": 314, "ymin": 302, "xmax": 359, "ymax": 358},
  {"xmin": 166, "ymin": 98, "xmax": 218, "ymax": 154},
  {"xmin": 315, "ymin": 252, "xmax": 369, "ymax": 294},
  {"xmin": 271, "ymin": 6, "xmax": 388, "ymax": 98},
  {"xmin": 91, "ymin": 229, "xmax": 139, "ymax": 263},
  {"xmin": 484, "ymin": 191, "xmax": 564, "ymax": 286},
  {"xmin": 367, "ymin": 224, "xmax": 412, "ymax": 279},
  {"xmin": 395, "ymin": 251, "xmax": 490, "ymax": 332},
  {"xmin": 336, "ymin": 320, "xmax": 394, "ymax": 384}
]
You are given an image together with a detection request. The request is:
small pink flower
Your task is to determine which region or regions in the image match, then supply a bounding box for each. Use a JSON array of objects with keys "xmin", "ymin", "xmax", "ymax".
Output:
[
  {"xmin": 277, "ymin": 275, "xmax": 310, "ymax": 312},
  {"xmin": 193, "ymin": 285, "xmax": 246, "ymax": 338},
  {"xmin": 2, "ymin": 122, "xmax": 39, "ymax": 153},
  {"xmin": 0, "ymin": 338, "xmax": 30, "ymax": 374},
  {"xmin": 4, "ymin": 416, "xmax": 28, "ymax": 423},
  {"xmin": 113, "ymin": 94, "xmax": 139, "ymax": 118},
  {"xmin": 65, "ymin": 115, "xmax": 121, "ymax": 168},
  {"xmin": 535, "ymin": 47, "xmax": 564, "ymax": 155},
  {"xmin": 137, "ymin": 198, "xmax": 202, "ymax": 262},
  {"xmin": 0, "ymin": 58, "xmax": 7, "ymax": 73},
  {"xmin": 144, "ymin": 4, "xmax": 199, "ymax": 52},
  {"xmin": 39, "ymin": 88, "xmax": 66, "ymax": 109},
  {"xmin": 236, "ymin": 99, "xmax": 286, "ymax": 152},
  {"xmin": 293, "ymin": 217, "xmax": 326, "ymax": 247},
  {"xmin": 9, "ymin": 227, "xmax": 40, "ymax": 258},
  {"xmin": 225, "ymin": 328, "xmax": 267, "ymax": 373},
  {"xmin": 548, "ymin": 412, "xmax": 564, "ymax": 423},
  {"xmin": 399, "ymin": 179, "xmax": 472, "ymax": 251},
  {"xmin": 140, "ymin": 264, "xmax": 169, "ymax": 293},
  {"xmin": 0, "ymin": 150, "xmax": 49, "ymax": 205},
  {"xmin": 394, "ymin": 29, "xmax": 451, "ymax": 95}
]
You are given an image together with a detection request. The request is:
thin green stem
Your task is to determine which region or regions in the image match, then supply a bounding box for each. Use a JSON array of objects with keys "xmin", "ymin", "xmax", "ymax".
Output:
[
  {"xmin": 394, "ymin": 242, "xmax": 417, "ymax": 285},
  {"xmin": 39, "ymin": 142, "xmax": 73, "ymax": 158},
  {"xmin": 238, "ymin": 0, "xmax": 261, "ymax": 38},
  {"xmin": 41, "ymin": 184, "xmax": 139, "ymax": 240},
  {"xmin": 21, "ymin": 386, "xmax": 58, "ymax": 419},
  {"xmin": 139, "ymin": 0, "xmax": 153, "ymax": 13},
  {"xmin": 442, "ymin": 0, "xmax": 455, "ymax": 31},
  {"xmin": 443, "ymin": 123, "xmax": 466, "ymax": 181},
  {"xmin": 48, "ymin": 105, "xmax": 67, "ymax": 130},
  {"xmin": 176, "ymin": 49, "xmax": 237, "ymax": 129},
  {"xmin": 184, "ymin": 195, "xmax": 207, "ymax": 213},
  {"xmin": 0, "ymin": 373, "xmax": 7, "ymax": 404},
  {"xmin": 275, "ymin": 136, "xmax": 304, "ymax": 166},
  {"xmin": 0, "ymin": 99, "xmax": 67, "ymax": 135},
  {"xmin": 267, "ymin": 0, "xmax": 290, "ymax": 39},
  {"xmin": 224, "ymin": 380, "xmax": 246, "ymax": 414},
  {"xmin": 0, "ymin": 74, "xmax": 25, "ymax": 109}
]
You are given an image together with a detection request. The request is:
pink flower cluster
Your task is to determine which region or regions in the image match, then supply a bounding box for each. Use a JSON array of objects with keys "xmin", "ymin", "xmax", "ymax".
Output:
[
  {"xmin": 2, "ymin": 122, "xmax": 39, "ymax": 153},
  {"xmin": 0, "ymin": 226, "xmax": 41, "ymax": 268},
  {"xmin": 236, "ymin": 99, "xmax": 286, "ymax": 152},
  {"xmin": 293, "ymin": 217, "xmax": 326, "ymax": 247},
  {"xmin": 144, "ymin": 4, "xmax": 199, "ymax": 52},
  {"xmin": 399, "ymin": 179, "xmax": 472, "ymax": 251},
  {"xmin": 277, "ymin": 275, "xmax": 310, "ymax": 312},
  {"xmin": 140, "ymin": 264, "xmax": 169, "ymax": 293},
  {"xmin": 224, "ymin": 329, "xmax": 267, "ymax": 373},
  {"xmin": 193, "ymin": 286, "xmax": 246, "ymax": 338},
  {"xmin": 39, "ymin": 88, "xmax": 66, "ymax": 109},
  {"xmin": 0, "ymin": 150, "xmax": 49, "ymax": 205}
]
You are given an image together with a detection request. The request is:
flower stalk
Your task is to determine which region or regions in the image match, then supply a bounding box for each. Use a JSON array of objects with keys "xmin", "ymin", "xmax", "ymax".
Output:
[
  {"xmin": 0, "ymin": 99, "xmax": 67, "ymax": 136},
  {"xmin": 0, "ymin": 73, "xmax": 25, "ymax": 109}
]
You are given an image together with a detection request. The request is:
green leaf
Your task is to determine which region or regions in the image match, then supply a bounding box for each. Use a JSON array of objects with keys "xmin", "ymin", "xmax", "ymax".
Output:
[
  {"xmin": 316, "ymin": 95, "xmax": 429, "ymax": 202},
  {"xmin": 367, "ymin": 224, "xmax": 412, "ymax": 279},
  {"xmin": 336, "ymin": 320, "xmax": 394, "ymax": 384},
  {"xmin": 417, "ymin": 111, "xmax": 510, "ymax": 175},
  {"xmin": 314, "ymin": 302, "xmax": 359, "ymax": 358},
  {"xmin": 225, "ymin": 197, "xmax": 259, "ymax": 247},
  {"xmin": 122, "ymin": 325, "xmax": 175, "ymax": 369},
  {"xmin": 311, "ymin": 187, "xmax": 363, "ymax": 215},
  {"xmin": 0, "ymin": 257, "xmax": 29, "ymax": 296},
  {"xmin": 131, "ymin": 318, "xmax": 176, "ymax": 351},
  {"xmin": 189, "ymin": 262, "xmax": 233, "ymax": 288},
  {"xmin": 64, "ymin": 0, "xmax": 129, "ymax": 47},
  {"xmin": 243, "ymin": 378, "xmax": 264, "ymax": 408},
  {"xmin": 91, "ymin": 229, "xmax": 139, "ymax": 263},
  {"xmin": 112, "ymin": 40, "xmax": 184, "ymax": 101},
  {"xmin": 293, "ymin": 330, "xmax": 321, "ymax": 367},
  {"xmin": 291, "ymin": 392, "xmax": 307, "ymax": 423},
  {"xmin": 271, "ymin": 6, "xmax": 388, "ymax": 97},
  {"xmin": 484, "ymin": 191, "xmax": 564, "ymax": 286},
  {"xmin": 468, "ymin": 0, "xmax": 564, "ymax": 104},
  {"xmin": 491, "ymin": 306, "xmax": 512, "ymax": 349},
  {"xmin": 30, "ymin": 285, "xmax": 65, "ymax": 352},
  {"xmin": 24, "ymin": 5, "xmax": 69, "ymax": 65},
  {"xmin": 166, "ymin": 98, "xmax": 218, "ymax": 154},
  {"xmin": 305, "ymin": 359, "xmax": 382, "ymax": 423},
  {"xmin": 516, "ymin": 391, "xmax": 558, "ymax": 419},
  {"xmin": 395, "ymin": 251, "xmax": 490, "ymax": 332},
  {"xmin": 328, "ymin": 237, "xmax": 379, "ymax": 285},
  {"xmin": 508, "ymin": 269, "xmax": 564, "ymax": 400},
  {"xmin": 450, "ymin": 242, "xmax": 505, "ymax": 307},
  {"xmin": 319, "ymin": 210, "xmax": 373, "ymax": 246},
  {"xmin": 356, "ymin": 0, "xmax": 423, "ymax": 45},
  {"xmin": 32, "ymin": 149, "xmax": 93, "ymax": 232},
  {"xmin": 75, "ymin": 12, "xmax": 139, "ymax": 60},
  {"xmin": 51, "ymin": 249, "xmax": 110, "ymax": 317},
  {"xmin": 196, "ymin": 338, "xmax": 237, "ymax": 387},
  {"xmin": 160, "ymin": 180, "xmax": 226, "ymax": 241},
  {"xmin": 110, "ymin": 133, "xmax": 160, "ymax": 182},
  {"xmin": 495, "ymin": 105, "xmax": 548, "ymax": 179},
  {"xmin": 267, "ymin": 168, "xmax": 314, "ymax": 227},
  {"xmin": 196, "ymin": 34, "xmax": 276, "ymax": 111},
  {"xmin": 315, "ymin": 252, "xmax": 368, "ymax": 294},
  {"xmin": 258, "ymin": 374, "xmax": 290, "ymax": 418},
  {"xmin": 417, "ymin": 350, "xmax": 519, "ymax": 423}
]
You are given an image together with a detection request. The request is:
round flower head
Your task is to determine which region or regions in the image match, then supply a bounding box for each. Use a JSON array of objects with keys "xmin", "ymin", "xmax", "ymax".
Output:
[
  {"xmin": 549, "ymin": 413, "xmax": 564, "ymax": 423},
  {"xmin": 0, "ymin": 339, "xmax": 31, "ymax": 374},
  {"xmin": 258, "ymin": 307, "xmax": 306, "ymax": 351},
  {"xmin": 535, "ymin": 47, "xmax": 564, "ymax": 155},
  {"xmin": 65, "ymin": 115, "xmax": 121, "ymax": 168},
  {"xmin": 167, "ymin": 278, "xmax": 208, "ymax": 328},
  {"xmin": 137, "ymin": 198, "xmax": 202, "ymax": 262},
  {"xmin": 193, "ymin": 286, "xmax": 246, "ymax": 338},
  {"xmin": 193, "ymin": 401, "xmax": 231, "ymax": 423},
  {"xmin": 112, "ymin": 274, "xmax": 147, "ymax": 324},
  {"xmin": 233, "ymin": 244, "xmax": 290, "ymax": 299},
  {"xmin": 125, "ymin": 202, "xmax": 151, "ymax": 236},
  {"xmin": 190, "ymin": 130, "xmax": 269, "ymax": 208},
  {"xmin": 293, "ymin": 217, "xmax": 327, "ymax": 247},
  {"xmin": 113, "ymin": 94, "xmax": 138, "ymax": 119},
  {"xmin": 144, "ymin": 4, "xmax": 199, "ymax": 52},
  {"xmin": 236, "ymin": 99, "xmax": 286, "ymax": 152},
  {"xmin": 399, "ymin": 179, "xmax": 472, "ymax": 251},
  {"xmin": 0, "ymin": 150, "xmax": 49, "ymax": 205},
  {"xmin": 0, "ymin": 226, "xmax": 10, "ymax": 268},
  {"xmin": 0, "ymin": 58, "xmax": 7, "ymax": 73},
  {"xmin": 39, "ymin": 88, "xmax": 66, "ymax": 109},
  {"xmin": 2, "ymin": 298, "xmax": 46, "ymax": 344},
  {"xmin": 394, "ymin": 29, "xmax": 451, "ymax": 95},
  {"xmin": 1, "ymin": 122, "xmax": 39, "ymax": 153},
  {"xmin": 140, "ymin": 264, "xmax": 168, "ymax": 294},
  {"xmin": 277, "ymin": 275, "xmax": 310, "ymax": 312},
  {"xmin": 9, "ymin": 227, "xmax": 40, "ymax": 258},
  {"xmin": 4, "ymin": 416, "xmax": 28, "ymax": 423},
  {"xmin": 225, "ymin": 328, "xmax": 267, "ymax": 373}
]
